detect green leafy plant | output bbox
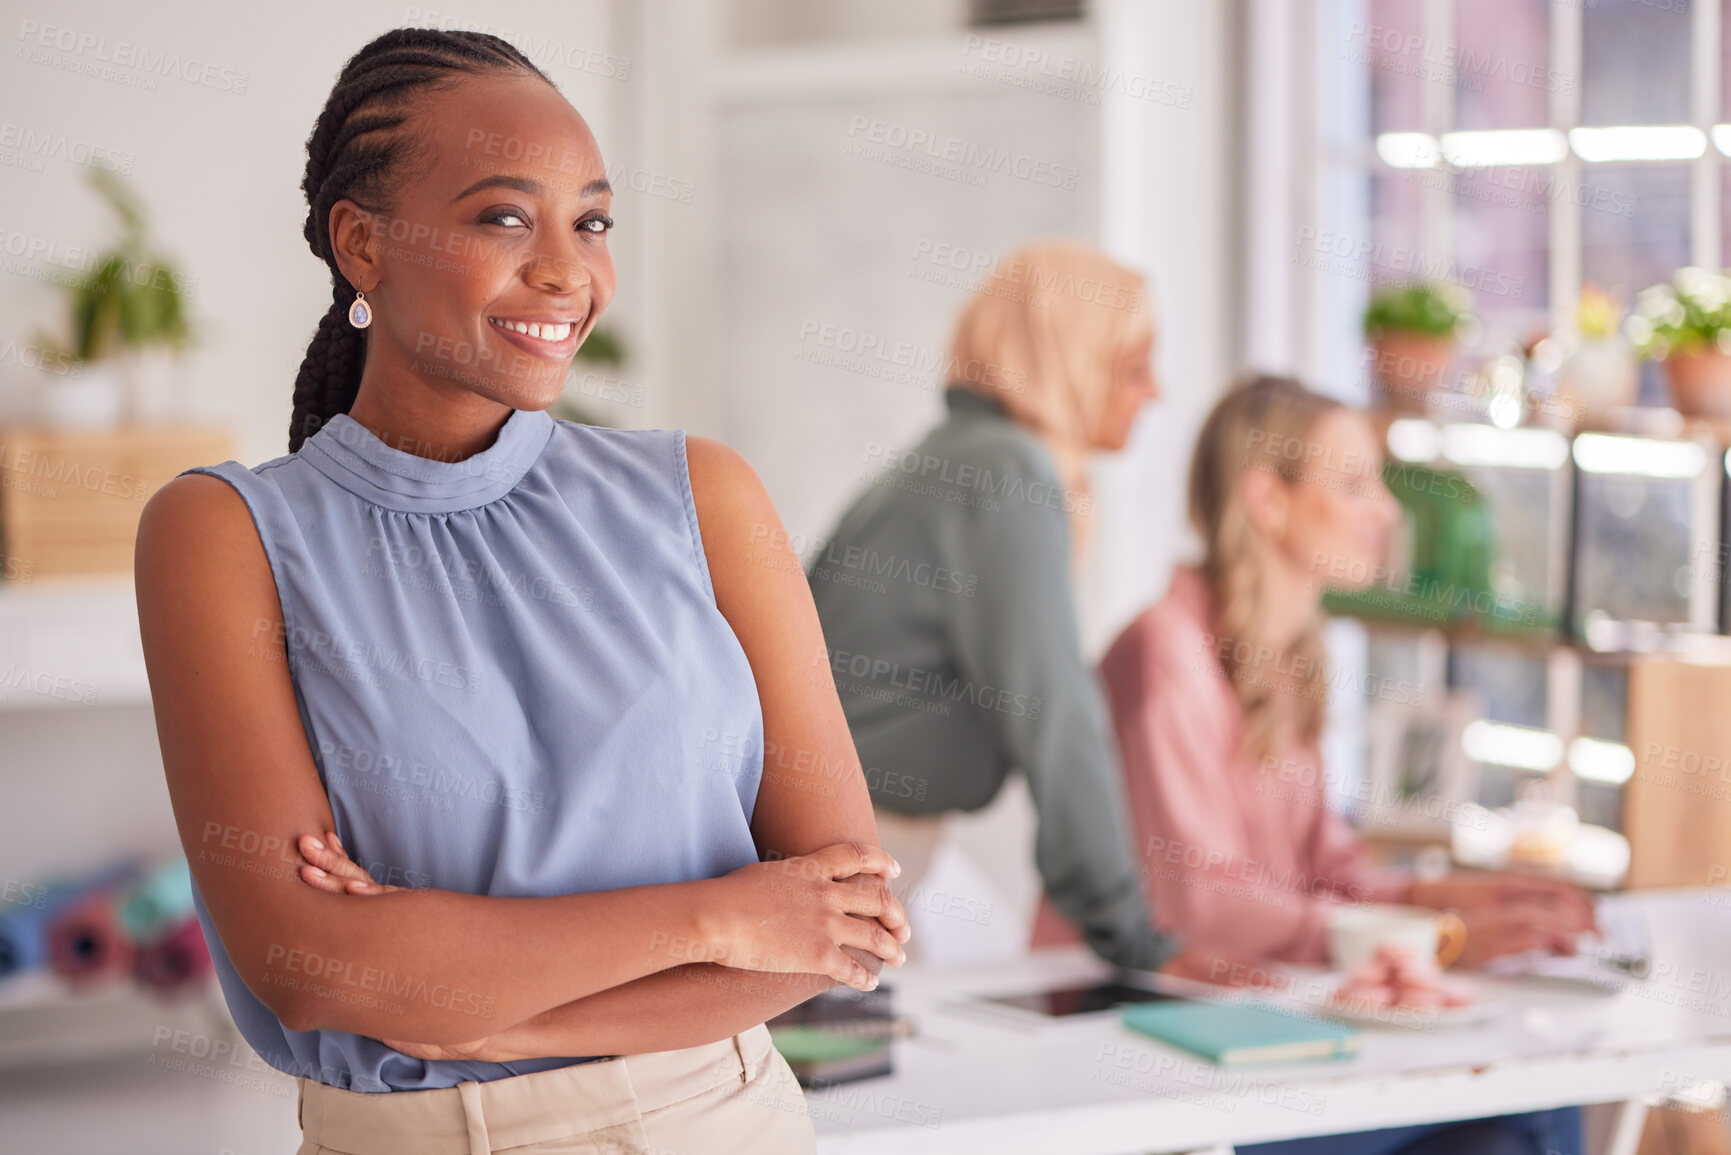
[42,168,192,364]
[575,324,625,367]
[551,324,629,427]
[1627,267,1731,360]
[1363,281,1475,340]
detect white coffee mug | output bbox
[1327,903,1466,971]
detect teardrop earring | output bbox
[348,290,373,330]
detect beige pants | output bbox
[294,1023,815,1155]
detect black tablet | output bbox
[981,981,1182,1017]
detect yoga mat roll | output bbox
[118,858,194,942]
[133,916,213,997]
[0,896,58,978]
[47,881,139,985]
[0,861,141,980]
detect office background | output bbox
[1,1,1724,1151]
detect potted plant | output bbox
[1554,284,1637,428]
[1628,267,1731,418]
[549,324,629,427]
[37,169,192,428]
[1362,281,1474,413]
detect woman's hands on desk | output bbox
[1409,870,1597,966]
[1410,870,1594,925]
[1446,904,1585,969]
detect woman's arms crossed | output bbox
[372,436,908,1059]
[136,466,901,1047]
[287,436,911,1058]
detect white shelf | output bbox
[713,24,1097,102]
[0,970,231,1070]
[0,576,150,712]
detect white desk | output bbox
[810,889,1731,1154]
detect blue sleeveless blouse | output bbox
[181,407,765,1092]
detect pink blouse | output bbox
[1030,566,1411,963]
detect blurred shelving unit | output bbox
[0,575,238,1071]
[0,425,237,1068]
[1332,409,1731,894]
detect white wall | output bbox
[0,0,625,466]
[732,0,969,48]
[711,59,1102,547]
[1081,0,1236,655]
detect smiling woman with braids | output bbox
[134,28,906,1154]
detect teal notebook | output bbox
[1122,1001,1361,1067]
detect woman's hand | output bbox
[700,842,910,992]
[1451,902,1584,968]
[294,831,403,895]
[1410,870,1597,935]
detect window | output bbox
[1308,0,1716,404]
[1289,0,1706,828]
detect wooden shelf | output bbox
[0,424,232,580]
[1341,610,1731,663]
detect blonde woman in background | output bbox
[809,241,1238,982]
[1035,375,1592,1155]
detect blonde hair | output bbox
[1188,375,1346,761]
[947,240,1152,552]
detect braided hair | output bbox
[289,29,551,452]
[1187,375,1346,761]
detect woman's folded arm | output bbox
[137,473,893,1045]
[137,475,745,1041]
[438,966,839,1062]
[344,438,908,1059]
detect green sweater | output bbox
[808,387,1180,972]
